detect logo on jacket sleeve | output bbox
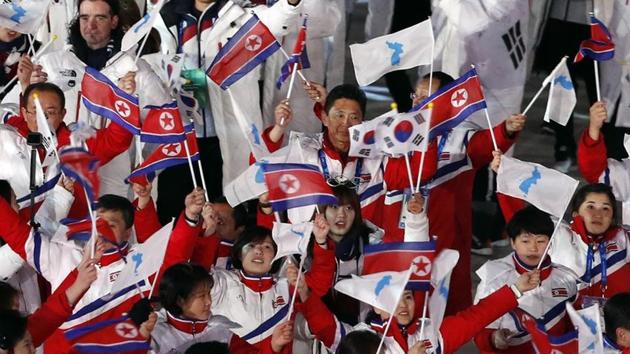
[551,288,568,297]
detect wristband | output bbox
[510,284,522,299]
[184,214,199,225]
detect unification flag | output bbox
[565,303,604,354]
[110,220,174,294]
[377,108,430,156]
[334,269,412,314]
[61,217,116,243]
[64,316,150,353]
[348,111,390,159]
[0,0,51,34]
[350,18,433,87]
[523,314,579,354]
[33,94,58,167]
[543,57,577,126]
[262,163,337,212]
[81,66,141,135]
[121,0,164,52]
[207,14,281,89]
[140,102,186,144]
[59,146,100,205]
[276,17,311,89]
[416,68,487,140]
[574,16,615,63]
[497,156,579,219]
[271,221,314,262]
[127,124,199,182]
[363,241,436,291]
[428,249,459,332]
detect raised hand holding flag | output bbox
[276,17,310,90]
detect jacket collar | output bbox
[570,215,620,245]
[321,132,355,167]
[512,252,552,281]
[166,311,208,334]
[369,317,419,352]
[100,242,129,267]
[239,270,274,292]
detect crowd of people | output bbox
[0,0,630,353]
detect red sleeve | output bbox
[440,285,518,354]
[257,209,274,229]
[132,198,162,243]
[474,328,504,352]
[27,280,74,347]
[305,240,336,297]
[190,233,221,271]
[468,122,517,169]
[300,293,339,348]
[0,197,31,259]
[248,126,285,165]
[383,140,438,190]
[497,193,526,224]
[577,130,608,183]
[85,120,133,165]
[229,335,290,354]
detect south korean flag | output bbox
[378,108,430,156]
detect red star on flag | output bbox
[116,102,129,116]
[164,144,180,155]
[282,176,297,191]
[161,115,174,129]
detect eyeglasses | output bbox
[326,175,361,190]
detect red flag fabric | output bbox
[140,101,186,144]
[363,241,436,290]
[522,313,579,354]
[64,316,150,353]
[59,146,100,205]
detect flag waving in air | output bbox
[377,108,430,155]
[262,163,337,212]
[542,57,576,126]
[121,0,164,52]
[276,17,311,89]
[522,314,579,354]
[33,93,58,167]
[416,68,487,140]
[363,241,436,291]
[207,14,281,89]
[64,316,150,353]
[0,0,51,34]
[348,111,390,159]
[565,303,604,353]
[334,269,412,314]
[81,66,141,135]
[59,146,100,205]
[271,221,314,262]
[574,16,615,63]
[61,217,116,243]
[140,102,186,144]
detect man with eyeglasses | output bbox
[4,82,133,219]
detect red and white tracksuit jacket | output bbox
[301,283,520,354]
[473,253,578,353]
[380,122,516,314]
[191,234,234,271]
[0,195,202,353]
[150,309,234,354]
[7,113,133,219]
[548,216,630,299]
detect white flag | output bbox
[227,89,269,161]
[350,18,434,87]
[121,0,165,52]
[428,249,459,332]
[565,303,604,354]
[162,53,185,92]
[334,269,412,314]
[271,221,314,262]
[497,156,579,218]
[33,94,58,167]
[543,57,577,126]
[0,0,51,35]
[0,125,43,203]
[348,111,391,159]
[110,220,174,294]
[377,108,430,156]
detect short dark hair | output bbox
[571,183,617,223]
[231,226,280,272]
[0,282,18,311]
[0,180,12,205]
[159,263,214,317]
[422,71,455,90]
[604,292,630,343]
[185,341,229,354]
[213,196,249,229]
[324,84,367,117]
[22,82,66,109]
[506,206,553,240]
[337,330,382,354]
[69,0,123,62]
[0,310,28,350]
[97,194,134,229]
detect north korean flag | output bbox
[574,16,615,63]
[523,314,579,354]
[61,216,117,243]
[415,68,487,140]
[126,124,199,182]
[140,101,186,144]
[59,146,100,205]
[276,17,311,89]
[207,14,281,89]
[262,163,337,212]
[81,66,141,135]
[64,316,150,353]
[362,241,436,290]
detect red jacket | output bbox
[28,271,76,347]
[7,114,133,218]
[576,130,608,183]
